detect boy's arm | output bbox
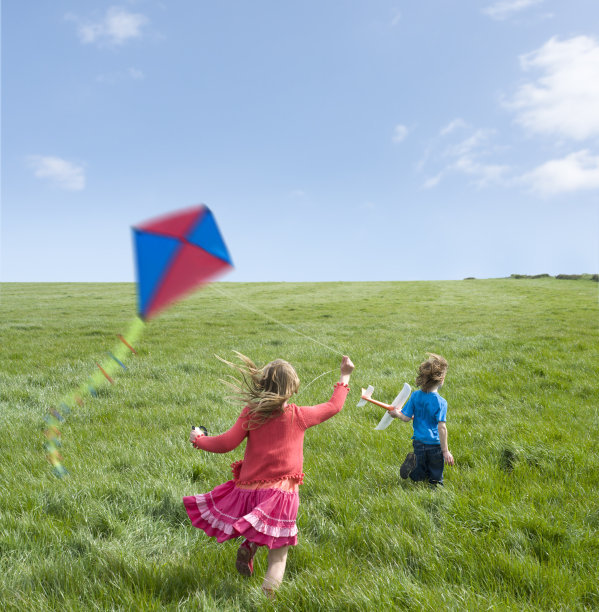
[390,394,413,421]
[438,422,454,465]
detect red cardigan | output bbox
[193,383,350,484]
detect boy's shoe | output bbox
[236,541,257,577]
[400,452,416,479]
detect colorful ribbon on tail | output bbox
[43,316,145,477]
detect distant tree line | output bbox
[510,273,598,281]
[464,274,598,281]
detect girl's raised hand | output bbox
[340,355,354,375]
[339,356,354,384]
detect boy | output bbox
[390,353,454,485]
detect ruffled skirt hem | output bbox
[183,480,299,549]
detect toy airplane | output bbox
[357,383,412,430]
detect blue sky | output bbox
[2,0,598,282]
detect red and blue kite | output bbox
[133,205,233,319]
[46,204,232,477]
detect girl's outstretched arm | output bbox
[298,356,354,429]
[189,413,248,453]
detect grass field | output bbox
[1,278,598,611]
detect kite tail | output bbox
[43,316,146,478]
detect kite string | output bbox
[296,369,336,396]
[209,285,345,357]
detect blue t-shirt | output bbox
[401,389,447,445]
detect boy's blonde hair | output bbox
[218,352,300,429]
[415,353,448,393]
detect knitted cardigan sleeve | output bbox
[193,411,249,453]
[297,383,350,430]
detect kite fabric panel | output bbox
[132,205,233,319]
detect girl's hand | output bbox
[190,429,204,445]
[340,355,354,375]
[443,450,455,466]
[339,355,354,385]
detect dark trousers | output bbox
[409,440,444,485]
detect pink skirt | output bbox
[183,479,299,549]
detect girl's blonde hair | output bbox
[218,352,300,429]
[415,353,448,393]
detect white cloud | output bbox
[415,148,431,173]
[29,156,86,191]
[451,156,509,187]
[440,118,467,136]
[96,73,116,85]
[392,124,408,143]
[422,127,510,188]
[509,36,599,141]
[96,67,145,84]
[446,128,495,158]
[390,10,401,27]
[483,0,544,21]
[523,150,599,195]
[128,67,145,80]
[423,173,443,189]
[68,6,148,46]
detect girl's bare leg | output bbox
[262,545,289,593]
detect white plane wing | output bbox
[374,383,411,430]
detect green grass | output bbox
[1,279,598,611]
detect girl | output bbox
[184,353,354,596]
